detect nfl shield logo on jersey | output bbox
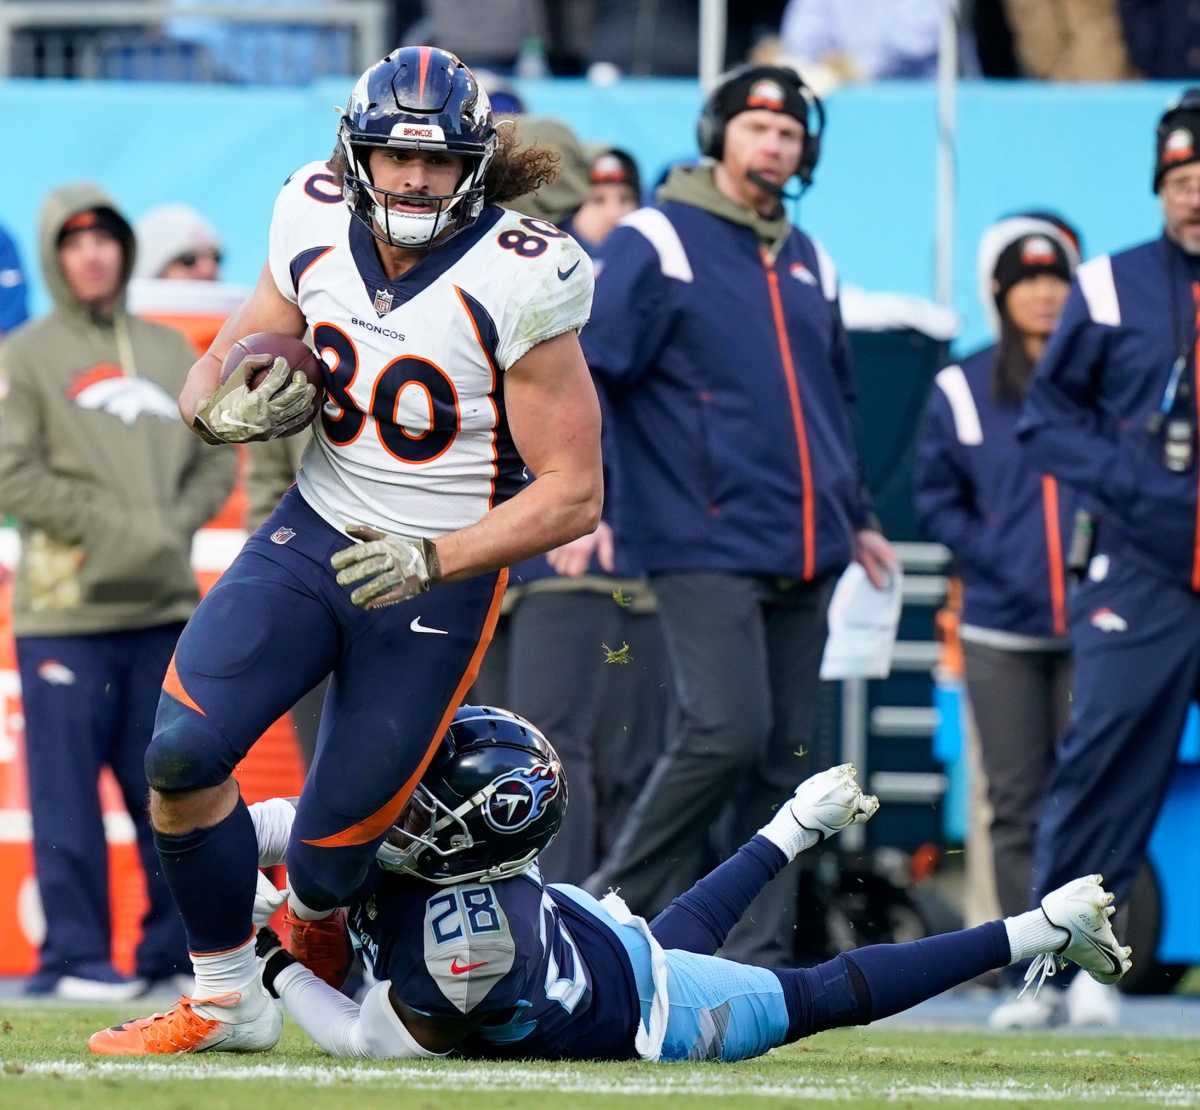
[270,527,296,546]
[482,763,561,834]
[373,287,395,317]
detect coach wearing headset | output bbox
[581,65,895,965]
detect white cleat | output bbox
[760,763,880,860]
[1021,874,1132,999]
[789,763,880,842]
[988,988,1065,1030]
[1066,971,1121,1028]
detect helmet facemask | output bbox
[376,778,542,885]
[339,131,493,251]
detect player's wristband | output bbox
[260,946,298,999]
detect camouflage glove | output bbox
[194,354,315,445]
[330,525,442,610]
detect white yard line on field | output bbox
[4,1060,1199,1105]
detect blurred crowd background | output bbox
[0,0,1197,1021]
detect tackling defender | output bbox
[89,48,602,1055]
[151,707,1132,1063]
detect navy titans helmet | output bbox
[338,46,497,249]
[377,706,567,885]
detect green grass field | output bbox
[1,1007,1199,1109]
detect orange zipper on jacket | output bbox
[1192,283,1200,592]
[762,248,816,580]
[1040,475,1067,636]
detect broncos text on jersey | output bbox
[267,161,594,539]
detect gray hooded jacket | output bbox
[0,182,235,636]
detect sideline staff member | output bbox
[583,65,895,965]
[1016,89,1200,1020]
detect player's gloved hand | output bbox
[252,870,288,929]
[759,763,880,861]
[194,354,316,444]
[330,525,442,609]
[254,924,298,1000]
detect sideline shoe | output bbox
[988,988,1066,1029]
[1021,874,1132,999]
[1066,970,1121,1028]
[284,905,353,988]
[87,981,282,1056]
[56,975,147,1003]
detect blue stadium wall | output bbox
[0,77,1187,351]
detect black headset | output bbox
[696,64,826,187]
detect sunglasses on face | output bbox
[172,248,224,268]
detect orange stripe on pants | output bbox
[302,568,509,848]
[162,652,206,717]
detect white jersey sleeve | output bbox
[267,160,345,305]
[274,964,446,1060]
[493,215,594,371]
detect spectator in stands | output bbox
[1120,0,1200,79]
[1004,0,1137,80]
[1012,90,1200,1027]
[582,66,895,965]
[0,184,235,1000]
[166,0,352,85]
[779,0,942,86]
[0,224,29,337]
[914,215,1081,1016]
[133,204,223,282]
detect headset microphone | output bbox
[746,170,803,201]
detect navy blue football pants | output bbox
[1032,547,1200,919]
[146,488,505,930]
[18,624,189,988]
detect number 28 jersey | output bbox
[267,161,594,538]
[348,865,640,1060]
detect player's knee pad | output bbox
[285,838,376,914]
[144,698,240,793]
[809,954,872,1030]
[779,953,873,1042]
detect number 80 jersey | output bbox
[267,161,594,538]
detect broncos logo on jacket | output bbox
[67,364,178,426]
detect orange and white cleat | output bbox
[87,985,281,1056]
[284,905,353,988]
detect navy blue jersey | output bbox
[347,864,639,1060]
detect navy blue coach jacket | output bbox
[581,174,874,582]
[916,345,1077,639]
[1017,236,1200,591]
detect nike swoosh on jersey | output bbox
[557,259,580,281]
[410,616,448,635]
[449,958,488,975]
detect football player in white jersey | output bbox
[89,47,603,1057]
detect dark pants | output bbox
[587,571,834,966]
[18,623,189,987]
[1032,551,1200,913]
[963,640,1071,920]
[149,488,504,915]
[506,591,672,883]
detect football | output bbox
[220,331,326,433]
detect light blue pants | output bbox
[553,885,791,1062]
